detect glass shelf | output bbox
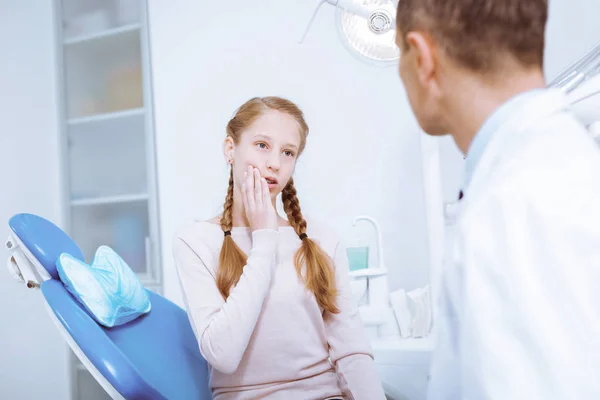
[67,107,144,126]
[71,193,149,207]
[64,23,141,46]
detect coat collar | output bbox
[465,88,570,200]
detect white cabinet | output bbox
[372,336,435,400]
[53,1,161,398]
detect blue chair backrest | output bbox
[9,213,212,400]
[9,213,84,279]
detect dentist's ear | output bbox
[406,31,441,96]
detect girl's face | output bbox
[224,109,302,200]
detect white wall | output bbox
[0,2,69,399]
[148,0,431,306]
[148,0,600,308]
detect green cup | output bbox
[346,246,369,271]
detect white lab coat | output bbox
[428,89,600,400]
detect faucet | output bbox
[352,215,386,272]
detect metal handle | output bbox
[6,256,25,284]
[297,0,374,43]
[6,235,42,289]
[549,40,600,93]
[298,0,327,43]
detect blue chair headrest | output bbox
[9,213,84,280]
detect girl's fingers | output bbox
[241,181,250,214]
[254,168,263,207]
[246,170,256,211]
[261,177,270,204]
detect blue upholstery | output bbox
[42,280,211,399]
[9,213,212,400]
[9,213,84,279]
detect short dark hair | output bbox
[396,0,548,72]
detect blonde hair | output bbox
[217,97,339,314]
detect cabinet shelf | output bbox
[64,24,140,46]
[71,193,148,207]
[67,108,144,126]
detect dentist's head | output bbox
[395,0,548,153]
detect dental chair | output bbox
[5,213,212,400]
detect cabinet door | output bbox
[58,0,158,285]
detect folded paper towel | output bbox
[390,285,432,338]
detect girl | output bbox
[173,97,385,399]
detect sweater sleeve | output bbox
[325,240,386,400]
[172,229,279,374]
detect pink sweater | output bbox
[172,219,385,400]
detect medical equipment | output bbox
[5,213,211,400]
[347,216,399,341]
[549,41,600,93]
[549,40,600,137]
[298,0,400,66]
[349,216,388,315]
[349,215,387,279]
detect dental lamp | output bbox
[298,0,400,66]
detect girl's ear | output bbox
[224,137,235,164]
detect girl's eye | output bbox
[257,142,267,149]
[284,150,295,157]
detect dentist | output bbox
[394,0,600,398]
